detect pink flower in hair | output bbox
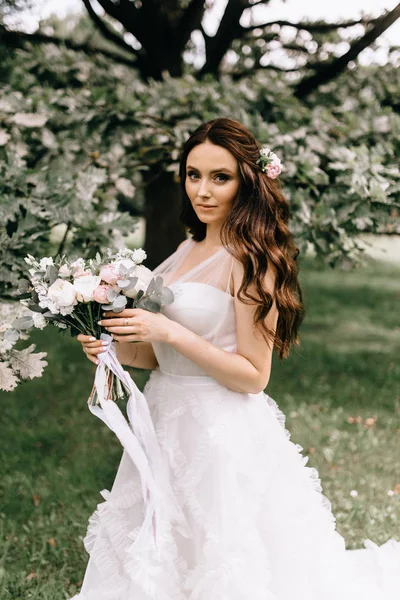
[257,146,282,179]
[266,162,282,179]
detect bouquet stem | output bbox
[88,366,131,406]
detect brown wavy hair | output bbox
[178,117,304,361]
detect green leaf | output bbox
[137,297,161,312]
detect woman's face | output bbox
[185,140,240,226]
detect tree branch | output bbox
[232,63,301,79]
[200,0,249,76]
[295,3,400,99]
[82,0,138,56]
[242,17,372,33]
[177,0,207,50]
[0,24,139,68]
[95,0,140,39]
[281,43,312,54]
[199,22,210,41]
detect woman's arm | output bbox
[116,341,158,370]
[166,259,279,394]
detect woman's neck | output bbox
[200,224,223,248]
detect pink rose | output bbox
[99,264,120,285]
[266,163,282,179]
[73,268,92,278]
[93,284,112,304]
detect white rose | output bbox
[115,258,136,272]
[58,264,71,277]
[39,257,54,270]
[47,279,77,308]
[73,275,101,302]
[71,258,85,270]
[31,313,47,330]
[123,265,154,299]
[131,248,147,264]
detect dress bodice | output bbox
[150,240,237,376]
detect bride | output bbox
[74,118,399,599]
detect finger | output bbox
[83,340,108,349]
[99,316,139,326]
[85,346,109,356]
[104,326,139,334]
[102,308,143,318]
[112,334,141,342]
[77,334,97,342]
[98,318,131,327]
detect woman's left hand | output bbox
[99,308,174,344]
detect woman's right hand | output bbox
[77,334,109,365]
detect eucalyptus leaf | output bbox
[113,295,127,308]
[123,279,138,291]
[18,279,31,293]
[101,304,115,311]
[161,287,175,305]
[28,303,47,313]
[137,297,161,312]
[117,279,131,288]
[155,276,163,292]
[106,289,119,301]
[129,276,138,287]
[110,305,125,313]
[12,316,34,330]
[146,278,156,296]
[5,328,19,343]
[46,264,58,285]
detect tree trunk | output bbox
[143,170,186,269]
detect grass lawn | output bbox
[0,256,399,599]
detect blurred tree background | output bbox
[0,2,399,597]
[0,0,399,278]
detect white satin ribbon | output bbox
[88,333,191,554]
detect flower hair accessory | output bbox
[256,147,282,179]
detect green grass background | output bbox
[1,256,399,599]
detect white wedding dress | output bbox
[71,238,400,600]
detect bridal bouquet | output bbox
[11,247,174,406]
[10,247,186,549]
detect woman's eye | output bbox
[187,171,199,179]
[215,174,230,182]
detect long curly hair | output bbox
[178,117,304,361]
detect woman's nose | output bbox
[198,178,211,197]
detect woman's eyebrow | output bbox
[186,165,235,175]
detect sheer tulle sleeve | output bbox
[152,237,235,297]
